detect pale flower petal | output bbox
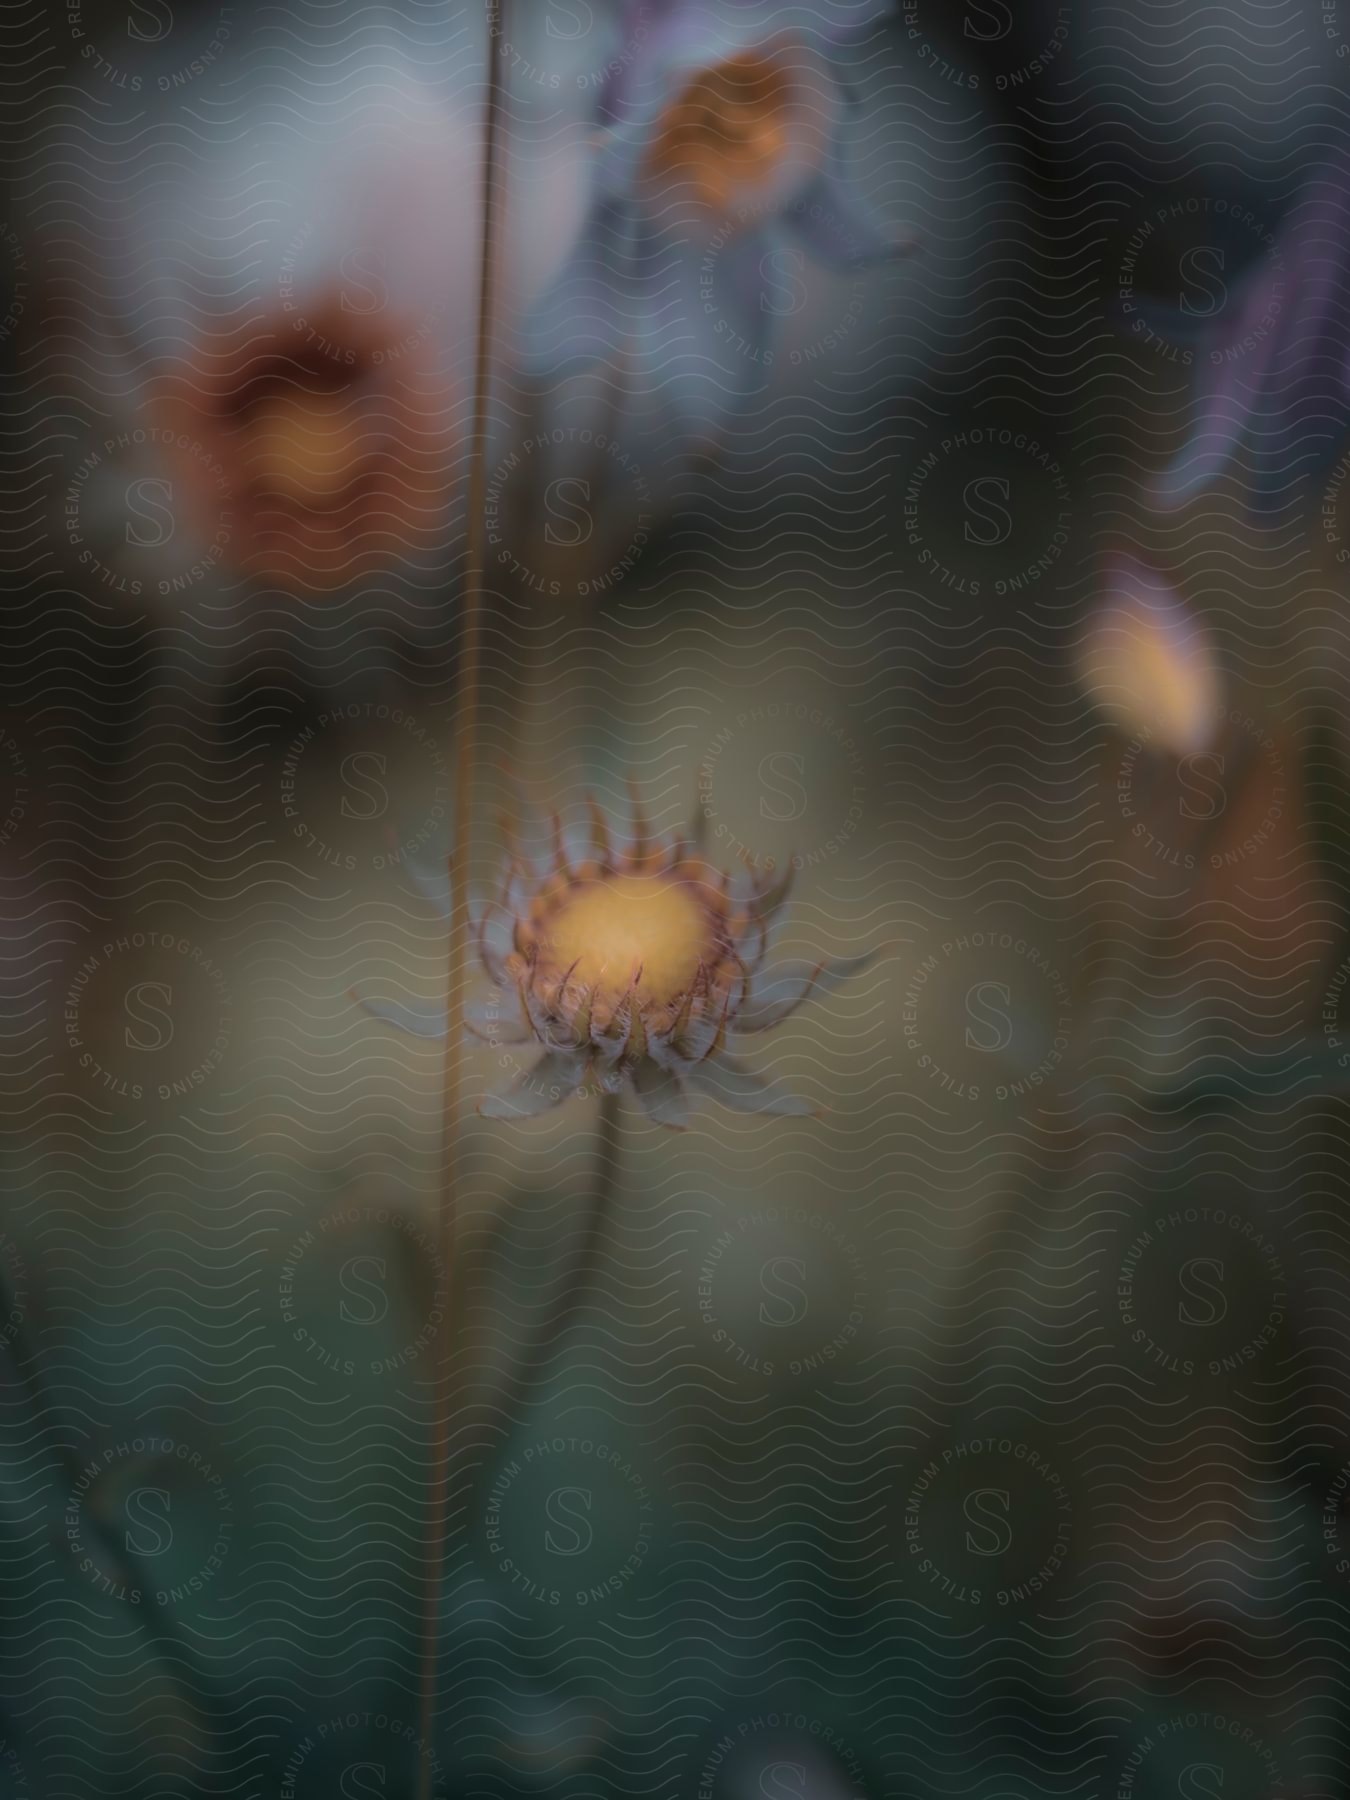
[353,991,448,1039]
[632,1061,692,1130]
[371,791,873,1127]
[402,853,452,920]
[466,992,533,1045]
[479,1053,587,1120]
[732,951,876,1034]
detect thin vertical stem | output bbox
[417,5,510,1794]
[492,1089,624,1436]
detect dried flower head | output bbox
[358,792,873,1129]
[638,41,835,218]
[525,0,910,383]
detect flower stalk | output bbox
[496,1088,625,1433]
[416,3,510,1794]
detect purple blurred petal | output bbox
[1151,258,1295,508]
[1154,159,1350,510]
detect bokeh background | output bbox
[2,1,1350,1795]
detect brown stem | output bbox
[416,5,510,1795]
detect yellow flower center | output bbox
[644,55,793,210]
[538,871,714,1009]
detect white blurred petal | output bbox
[632,1060,691,1130]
